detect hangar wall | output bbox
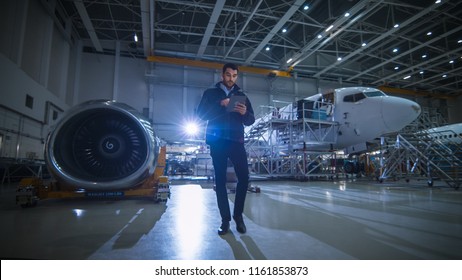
[449,98,462,121]
[0,0,70,160]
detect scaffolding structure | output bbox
[245,100,344,180]
[378,108,461,189]
[401,106,448,133]
[245,99,461,188]
[379,132,461,189]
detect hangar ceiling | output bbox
[48,0,462,97]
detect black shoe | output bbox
[218,222,230,235]
[233,216,247,234]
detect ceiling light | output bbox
[392,48,398,53]
[435,0,441,4]
[317,34,322,39]
[394,24,399,28]
[337,57,342,61]
[419,71,424,74]
[287,58,293,63]
[304,5,309,10]
[394,66,399,70]
[449,60,454,64]
[442,74,447,78]
[422,54,427,58]
[326,25,334,32]
[458,40,462,44]
[265,46,270,51]
[344,12,350,17]
[361,42,367,47]
[134,33,138,42]
[427,31,432,36]
[403,75,411,80]
[282,28,287,33]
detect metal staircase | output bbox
[379,130,462,189]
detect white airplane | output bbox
[245,87,422,154]
[423,123,462,144]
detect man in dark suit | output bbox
[197,63,255,235]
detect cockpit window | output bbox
[364,91,386,97]
[343,93,366,102]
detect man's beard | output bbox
[224,81,234,88]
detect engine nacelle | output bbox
[45,100,159,190]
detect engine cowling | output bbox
[45,100,159,190]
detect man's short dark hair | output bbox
[222,63,239,73]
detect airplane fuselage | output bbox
[424,123,462,144]
[246,87,422,153]
[331,87,421,149]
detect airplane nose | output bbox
[381,96,421,132]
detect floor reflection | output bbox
[173,185,206,259]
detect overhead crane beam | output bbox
[147,55,292,78]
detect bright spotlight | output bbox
[184,121,199,136]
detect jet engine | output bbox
[45,100,159,190]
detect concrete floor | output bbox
[0,178,461,260]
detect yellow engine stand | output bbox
[16,146,169,207]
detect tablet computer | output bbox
[226,95,247,112]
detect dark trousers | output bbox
[209,140,249,223]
